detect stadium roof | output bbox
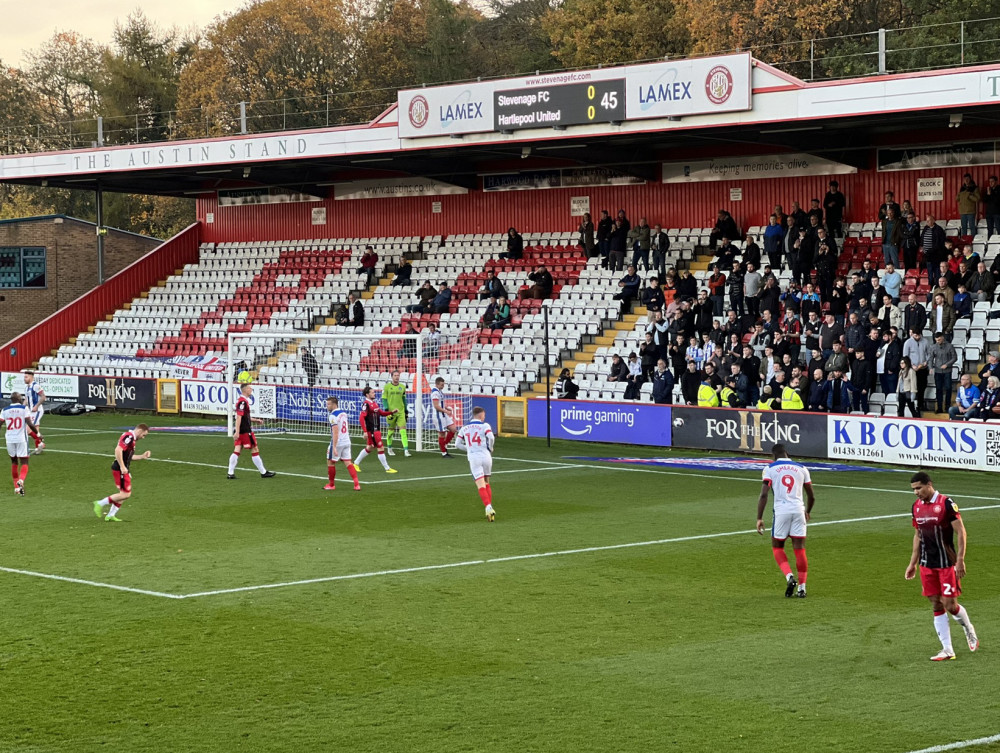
[0,60,998,197]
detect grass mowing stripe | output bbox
[905,734,1000,753]
[172,504,1000,599]
[0,565,181,599]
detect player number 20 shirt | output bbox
[761,460,811,514]
[2,404,29,442]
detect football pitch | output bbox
[2,413,999,753]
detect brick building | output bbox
[0,215,160,343]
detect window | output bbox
[0,247,46,288]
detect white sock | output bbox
[786,573,794,582]
[934,613,953,651]
[95,497,110,508]
[355,449,369,466]
[107,504,120,518]
[251,454,266,473]
[228,453,239,474]
[950,605,971,628]
[377,451,390,470]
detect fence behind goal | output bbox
[227,331,478,451]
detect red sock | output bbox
[19,465,28,482]
[438,435,447,453]
[10,463,18,483]
[347,463,359,483]
[32,432,41,448]
[794,549,808,584]
[485,484,492,504]
[477,486,490,506]
[772,548,793,577]
[327,466,336,483]
[445,430,456,445]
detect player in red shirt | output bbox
[905,471,979,660]
[227,383,277,479]
[92,424,150,522]
[353,386,398,474]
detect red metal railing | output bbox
[0,222,202,371]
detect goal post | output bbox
[226,331,476,451]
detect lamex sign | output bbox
[526,399,671,446]
[398,53,751,139]
[181,380,277,419]
[827,415,1000,472]
[671,406,829,457]
[1,371,79,399]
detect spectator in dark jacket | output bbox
[641,277,665,312]
[525,265,554,299]
[596,210,614,265]
[479,271,508,300]
[824,180,846,237]
[613,265,642,314]
[979,352,1000,391]
[391,259,413,286]
[406,280,437,313]
[709,209,739,250]
[607,354,629,382]
[301,347,319,387]
[692,290,714,335]
[922,216,948,286]
[763,215,785,270]
[555,368,579,400]
[807,369,828,411]
[651,360,674,404]
[431,283,453,314]
[850,350,873,412]
[968,376,1000,420]
[680,361,701,405]
[341,293,365,327]
[639,333,659,379]
[608,219,629,272]
[500,227,524,260]
[823,369,858,413]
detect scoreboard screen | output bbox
[494,79,626,131]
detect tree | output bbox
[480,0,563,76]
[544,0,690,69]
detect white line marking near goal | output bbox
[172,504,1000,599]
[905,733,1000,753]
[0,566,181,599]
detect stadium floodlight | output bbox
[227,331,475,452]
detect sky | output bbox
[1,0,244,66]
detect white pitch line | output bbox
[172,504,1000,599]
[905,733,1000,753]
[0,566,181,599]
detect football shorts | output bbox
[30,407,43,425]
[469,455,493,481]
[386,411,407,429]
[433,410,455,432]
[920,565,961,598]
[363,430,383,449]
[6,440,28,458]
[234,432,257,449]
[327,442,352,461]
[772,511,807,540]
[112,469,132,493]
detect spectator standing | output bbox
[608,219,628,272]
[902,294,927,338]
[641,277,665,312]
[596,210,614,265]
[897,357,921,418]
[819,313,845,358]
[743,262,763,318]
[903,330,931,411]
[763,214,784,270]
[639,333,659,380]
[707,265,727,316]
[851,350,873,412]
[957,174,980,237]
[878,294,903,332]
[647,311,671,361]
[628,217,652,272]
[824,369,857,414]
[651,359,674,404]
[676,270,698,300]
[878,191,902,222]
[728,261,745,317]
[929,293,957,339]
[824,341,849,374]
[879,328,903,394]
[948,374,980,420]
[882,263,903,304]
[759,276,781,319]
[922,215,948,286]
[928,333,958,413]
[423,322,442,357]
[709,209,739,251]
[692,290,714,336]
[578,212,595,257]
[525,265,554,300]
[881,206,904,269]
[651,225,671,278]
[978,352,1000,391]
[500,227,524,260]
[301,347,319,387]
[743,236,762,271]
[901,212,921,271]
[790,201,808,228]
[984,175,1000,238]
[680,361,701,405]
[824,181,846,237]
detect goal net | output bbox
[226,331,477,452]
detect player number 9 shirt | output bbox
[912,492,960,570]
[761,460,811,513]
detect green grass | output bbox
[1,412,998,753]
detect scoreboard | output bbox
[494,79,626,131]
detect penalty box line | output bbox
[905,733,1000,753]
[7,505,997,601]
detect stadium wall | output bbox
[195,161,997,243]
[0,216,160,344]
[0,223,202,371]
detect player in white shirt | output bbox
[756,444,816,598]
[2,392,38,495]
[454,406,496,521]
[24,370,46,454]
[324,396,360,492]
[431,377,458,457]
